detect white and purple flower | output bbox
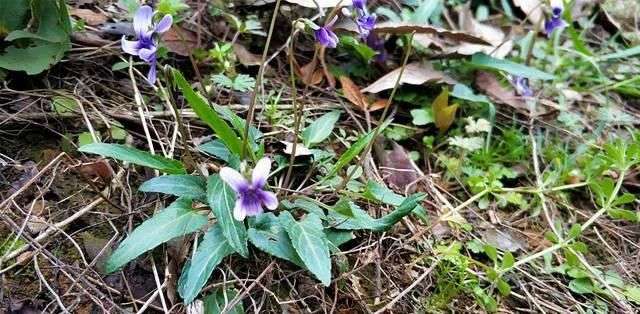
[314,16,339,48]
[512,76,533,97]
[352,0,376,39]
[544,0,567,37]
[121,5,173,84]
[219,157,278,221]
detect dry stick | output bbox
[34,255,70,313]
[373,258,440,313]
[128,57,157,156]
[282,30,302,192]
[241,0,283,160]
[337,32,416,191]
[222,261,276,313]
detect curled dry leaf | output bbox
[447,3,512,58]
[338,76,388,112]
[432,88,458,133]
[233,43,261,66]
[161,26,198,56]
[70,8,108,26]
[280,141,313,156]
[361,62,457,94]
[380,142,418,194]
[373,21,491,45]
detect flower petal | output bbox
[252,157,271,188]
[138,46,157,63]
[233,200,247,221]
[133,5,154,37]
[220,167,249,192]
[121,37,140,55]
[155,14,173,33]
[259,190,278,210]
[146,60,157,85]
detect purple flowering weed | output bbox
[544,0,567,37]
[314,16,339,48]
[121,5,172,84]
[219,157,278,221]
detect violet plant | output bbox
[544,0,567,37]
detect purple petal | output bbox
[544,17,567,36]
[220,167,249,192]
[259,190,278,210]
[252,157,271,188]
[121,37,140,55]
[146,60,157,85]
[155,14,173,33]
[133,5,154,37]
[233,201,247,221]
[352,0,366,12]
[240,195,263,217]
[138,47,157,63]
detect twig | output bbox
[373,258,439,313]
[222,261,275,313]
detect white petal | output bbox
[260,191,278,210]
[133,5,153,36]
[155,15,173,33]
[233,201,246,221]
[252,157,271,188]
[121,37,140,55]
[220,167,248,192]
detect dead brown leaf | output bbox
[381,142,418,194]
[280,141,313,156]
[233,43,262,66]
[446,3,512,58]
[339,76,368,110]
[70,8,108,26]
[475,71,547,116]
[369,99,388,111]
[361,62,457,94]
[480,228,527,252]
[161,26,198,56]
[373,21,491,45]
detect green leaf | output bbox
[106,198,207,273]
[568,277,594,294]
[328,193,424,231]
[339,36,377,61]
[178,225,235,304]
[470,53,555,80]
[78,132,97,147]
[375,193,425,228]
[212,73,255,92]
[157,0,190,16]
[208,175,249,257]
[325,229,354,252]
[302,111,340,147]
[410,108,434,126]
[501,251,515,269]
[199,140,241,169]
[51,96,77,114]
[567,224,582,239]
[289,198,326,218]
[0,42,69,75]
[332,198,355,217]
[247,213,304,267]
[172,70,243,156]
[497,278,511,296]
[79,143,186,174]
[600,45,640,61]
[484,244,498,262]
[280,212,332,286]
[140,175,207,201]
[203,288,245,314]
[624,286,640,304]
[363,181,404,206]
[0,0,29,35]
[326,120,390,179]
[450,84,492,104]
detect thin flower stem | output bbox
[337,32,415,191]
[241,0,283,160]
[283,30,301,193]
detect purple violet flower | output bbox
[356,14,377,38]
[314,16,339,48]
[512,76,533,97]
[121,5,173,84]
[366,32,386,62]
[544,0,567,37]
[352,0,366,12]
[219,157,278,221]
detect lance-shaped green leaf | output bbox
[178,225,235,304]
[302,111,341,147]
[139,175,207,201]
[280,212,332,286]
[470,53,554,80]
[208,175,249,257]
[172,70,243,156]
[106,198,207,273]
[79,143,186,174]
[329,193,425,231]
[247,213,304,267]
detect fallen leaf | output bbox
[373,21,491,45]
[339,76,368,110]
[361,62,457,94]
[381,142,418,194]
[70,8,108,26]
[71,32,112,46]
[161,26,198,56]
[446,3,512,58]
[280,141,313,156]
[474,71,547,116]
[81,232,112,274]
[369,99,388,111]
[233,43,262,66]
[480,228,527,252]
[432,88,458,133]
[602,0,640,44]
[512,0,544,25]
